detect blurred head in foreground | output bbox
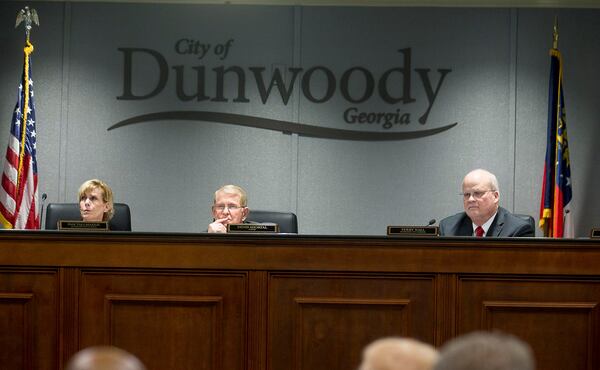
[359,337,439,370]
[434,331,535,370]
[65,346,146,370]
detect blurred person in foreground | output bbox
[358,337,439,370]
[65,346,146,370]
[433,331,535,370]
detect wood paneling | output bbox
[78,270,247,370]
[0,292,34,370]
[2,232,600,370]
[0,268,59,370]
[457,276,600,370]
[268,273,436,370]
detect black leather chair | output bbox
[514,213,536,231]
[45,203,132,231]
[247,210,298,234]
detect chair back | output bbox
[247,210,298,234]
[514,213,535,231]
[45,203,132,231]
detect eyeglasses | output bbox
[212,204,245,212]
[460,190,495,200]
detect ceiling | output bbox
[26,0,600,8]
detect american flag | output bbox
[0,41,40,229]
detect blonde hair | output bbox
[214,184,247,206]
[78,179,114,221]
[360,337,439,370]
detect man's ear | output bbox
[493,191,500,204]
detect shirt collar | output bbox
[472,211,497,237]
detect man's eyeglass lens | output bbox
[461,191,492,200]
[214,205,243,211]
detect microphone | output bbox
[39,193,47,229]
[427,219,436,226]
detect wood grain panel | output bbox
[106,294,223,369]
[268,273,436,370]
[248,271,268,370]
[0,292,33,370]
[292,297,409,370]
[59,267,80,368]
[435,273,457,346]
[457,276,600,370]
[3,233,600,370]
[0,269,59,370]
[79,270,247,370]
[5,232,600,276]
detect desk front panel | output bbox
[1,232,600,370]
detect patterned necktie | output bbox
[475,226,484,237]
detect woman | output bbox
[78,179,114,222]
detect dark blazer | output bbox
[439,206,534,237]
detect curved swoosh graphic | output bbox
[108,111,458,141]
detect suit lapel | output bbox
[487,208,505,237]
[458,214,474,236]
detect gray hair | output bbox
[434,331,534,370]
[463,169,500,193]
[214,184,247,206]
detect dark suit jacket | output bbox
[439,206,534,237]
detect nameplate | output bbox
[58,220,109,231]
[227,223,279,233]
[591,228,600,238]
[387,226,439,237]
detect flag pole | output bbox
[15,6,39,42]
[539,15,574,238]
[552,16,559,50]
[14,7,39,191]
[540,17,561,237]
[550,17,561,237]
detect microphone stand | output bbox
[38,193,47,229]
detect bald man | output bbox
[358,337,439,370]
[439,169,534,237]
[65,346,146,370]
[434,331,535,370]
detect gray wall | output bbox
[1,2,598,235]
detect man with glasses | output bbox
[208,184,250,233]
[439,169,534,237]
